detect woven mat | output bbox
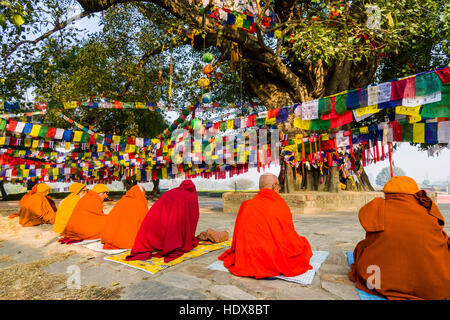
[207,250,329,285]
[104,240,232,274]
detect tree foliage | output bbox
[375,166,407,187]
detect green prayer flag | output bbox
[219,121,227,132]
[421,83,450,117]
[309,119,330,131]
[401,124,414,142]
[318,97,332,115]
[335,93,348,115]
[80,131,89,143]
[415,72,441,96]
[0,119,6,131]
[38,126,49,138]
[122,102,134,109]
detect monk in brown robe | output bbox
[349,176,450,300]
[101,184,148,249]
[18,183,56,227]
[61,184,109,241]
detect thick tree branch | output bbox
[5,11,91,59]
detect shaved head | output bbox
[259,173,280,193]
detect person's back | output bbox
[126,180,199,262]
[219,173,313,279]
[53,183,87,234]
[101,185,148,249]
[349,176,450,300]
[18,183,55,227]
[61,185,109,240]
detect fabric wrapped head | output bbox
[36,183,50,193]
[382,176,420,194]
[69,182,86,194]
[91,183,109,194]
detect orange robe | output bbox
[349,190,450,300]
[61,190,107,240]
[8,185,38,219]
[101,185,148,249]
[18,192,56,227]
[219,188,313,278]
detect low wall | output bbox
[222,191,438,215]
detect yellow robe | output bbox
[53,193,81,234]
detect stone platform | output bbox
[222,191,438,214]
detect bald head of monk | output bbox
[259,173,280,193]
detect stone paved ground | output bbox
[0,196,448,300]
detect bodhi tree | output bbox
[1,0,449,193]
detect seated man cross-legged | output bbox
[219,173,313,279]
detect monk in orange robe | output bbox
[18,183,56,227]
[349,176,450,300]
[219,173,313,279]
[101,184,148,249]
[61,184,109,241]
[8,184,38,219]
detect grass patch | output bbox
[0,252,122,300]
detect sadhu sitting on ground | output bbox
[101,184,148,250]
[60,184,109,241]
[349,176,450,300]
[17,183,57,227]
[218,173,313,279]
[126,180,199,263]
[53,183,88,234]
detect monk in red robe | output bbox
[61,184,109,241]
[349,176,450,300]
[219,173,313,279]
[101,184,148,249]
[126,180,199,263]
[18,183,56,227]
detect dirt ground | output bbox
[0,196,448,300]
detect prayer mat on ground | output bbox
[207,250,329,285]
[104,240,232,274]
[346,251,387,300]
[82,240,128,255]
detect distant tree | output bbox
[376,166,407,187]
[229,178,254,191]
[422,179,431,186]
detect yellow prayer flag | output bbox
[73,131,83,142]
[23,169,29,177]
[135,102,145,109]
[32,140,39,149]
[321,133,330,141]
[274,30,282,38]
[227,119,234,130]
[409,114,422,123]
[265,117,276,125]
[30,125,41,137]
[65,142,71,150]
[0,137,5,145]
[97,144,103,152]
[53,168,59,176]
[112,135,121,144]
[235,15,244,28]
[294,117,311,130]
[125,144,136,153]
[413,123,425,143]
[360,127,369,134]
[162,167,168,179]
[355,105,380,117]
[396,106,421,116]
[63,102,77,109]
[25,139,31,147]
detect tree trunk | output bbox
[356,169,375,191]
[150,178,160,198]
[0,181,7,201]
[76,0,379,194]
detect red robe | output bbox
[126,180,199,263]
[219,188,313,279]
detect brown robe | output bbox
[349,188,450,300]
